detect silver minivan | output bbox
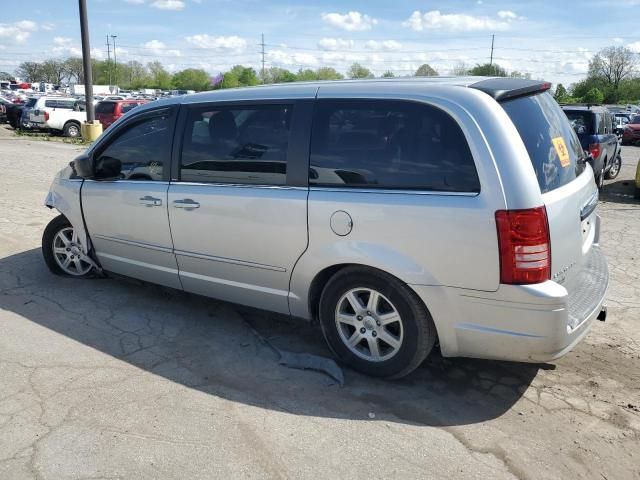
[42,77,608,378]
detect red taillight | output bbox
[44,111,49,121]
[495,207,551,285]
[589,143,601,159]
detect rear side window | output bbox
[502,92,585,193]
[309,100,479,192]
[45,99,75,109]
[95,102,116,114]
[179,104,292,185]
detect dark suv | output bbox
[562,105,621,187]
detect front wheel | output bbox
[319,267,437,378]
[42,215,93,277]
[605,154,622,180]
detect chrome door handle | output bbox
[139,195,162,207]
[173,198,200,210]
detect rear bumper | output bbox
[411,245,608,363]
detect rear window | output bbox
[44,99,75,109]
[632,115,640,124]
[121,103,142,114]
[502,92,586,194]
[25,98,37,108]
[563,110,593,135]
[95,102,115,114]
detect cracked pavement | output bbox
[0,126,638,479]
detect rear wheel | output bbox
[319,267,436,378]
[605,154,622,180]
[42,215,93,277]
[63,121,81,138]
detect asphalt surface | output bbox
[0,126,638,480]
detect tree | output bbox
[220,65,258,89]
[64,57,84,84]
[452,62,468,76]
[588,46,636,90]
[347,62,373,79]
[509,71,531,79]
[172,68,212,91]
[263,67,297,83]
[39,60,66,84]
[554,84,567,100]
[237,66,258,86]
[147,61,172,89]
[296,69,318,81]
[0,71,15,81]
[415,64,438,77]
[468,63,507,77]
[16,62,43,82]
[381,70,395,78]
[582,87,604,104]
[316,67,344,80]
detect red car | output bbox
[95,99,149,129]
[622,114,640,145]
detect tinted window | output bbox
[503,92,585,194]
[45,99,75,109]
[94,112,172,181]
[309,100,479,192]
[121,102,142,114]
[95,102,115,114]
[564,110,593,135]
[179,104,292,185]
[25,98,37,108]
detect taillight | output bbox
[589,143,601,159]
[44,111,49,121]
[495,207,551,284]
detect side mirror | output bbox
[71,152,93,178]
[94,156,122,180]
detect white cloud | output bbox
[497,10,517,20]
[364,40,402,51]
[52,37,81,57]
[318,38,354,51]
[0,20,39,44]
[150,0,185,10]
[124,0,145,3]
[403,10,513,32]
[41,23,54,31]
[627,41,640,53]
[53,37,72,46]
[613,37,624,44]
[184,34,246,53]
[268,49,319,67]
[321,11,377,31]
[142,39,181,56]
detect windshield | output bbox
[501,92,586,194]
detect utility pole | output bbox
[78,0,95,122]
[111,34,118,87]
[489,34,495,75]
[260,33,265,84]
[106,34,112,86]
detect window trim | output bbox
[90,106,178,182]
[171,99,311,188]
[308,98,481,194]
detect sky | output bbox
[1,0,640,87]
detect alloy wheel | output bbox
[52,227,92,276]
[335,288,404,362]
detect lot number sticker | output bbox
[552,137,571,167]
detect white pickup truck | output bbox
[28,97,86,137]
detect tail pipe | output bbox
[597,305,607,322]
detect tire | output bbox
[319,267,437,378]
[42,215,93,277]
[605,154,622,180]
[63,121,81,138]
[635,187,640,200]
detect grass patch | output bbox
[13,129,93,146]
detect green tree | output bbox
[0,71,15,81]
[468,63,507,77]
[347,62,373,79]
[415,64,438,77]
[147,61,172,89]
[220,65,258,89]
[296,68,318,81]
[554,83,568,100]
[316,67,344,80]
[582,87,604,104]
[64,57,84,84]
[588,46,636,90]
[263,67,297,83]
[381,70,395,78]
[16,61,43,82]
[172,68,212,91]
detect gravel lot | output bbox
[0,125,639,480]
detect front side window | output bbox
[309,100,480,192]
[179,104,292,185]
[94,112,172,181]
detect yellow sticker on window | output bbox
[552,137,571,167]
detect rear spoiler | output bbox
[470,78,552,102]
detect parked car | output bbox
[5,103,24,129]
[621,114,640,145]
[27,96,86,137]
[562,105,621,187]
[613,113,632,138]
[42,78,608,378]
[95,99,149,129]
[635,159,640,199]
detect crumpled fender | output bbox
[44,166,91,255]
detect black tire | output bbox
[63,121,81,138]
[319,266,437,378]
[42,215,93,278]
[605,154,622,180]
[635,187,640,200]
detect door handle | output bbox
[173,198,200,210]
[139,195,162,207]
